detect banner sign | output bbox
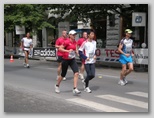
[134,49,148,65]
[4,46,148,65]
[15,25,25,35]
[96,48,148,65]
[33,47,56,57]
[96,48,120,62]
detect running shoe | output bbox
[73,88,81,94]
[56,76,66,81]
[123,77,128,84]
[63,77,66,81]
[84,87,92,93]
[55,85,60,93]
[118,80,126,86]
[26,64,30,68]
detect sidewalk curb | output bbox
[4,54,40,60]
[4,54,148,72]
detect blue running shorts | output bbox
[119,54,133,64]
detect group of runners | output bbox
[54,30,96,94]
[20,28,134,95]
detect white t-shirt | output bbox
[120,38,133,54]
[21,37,33,51]
[79,40,96,64]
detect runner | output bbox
[118,29,134,86]
[55,30,81,94]
[55,30,68,81]
[78,30,97,93]
[77,31,88,80]
[20,32,33,68]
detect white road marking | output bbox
[126,91,148,98]
[96,94,148,109]
[66,98,128,112]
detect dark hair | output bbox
[87,29,95,35]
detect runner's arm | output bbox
[79,50,87,60]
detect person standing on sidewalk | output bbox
[118,29,134,86]
[78,30,97,93]
[20,32,33,68]
[55,30,68,81]
[77,31,88,80]
[55,30,81,95]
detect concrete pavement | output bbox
[4,59,148,112]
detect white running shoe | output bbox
[84,87,92,93]
[56,76,66,81]
[73,88,81,94]
[26,64,30,68]
[55,85,60,93]
[118,80,126,86]
[79,73,84,80]
[123,77,128,84]
[63,77,66,81]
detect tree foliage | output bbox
[4,4,54,33]
[4,4,148,33]
[47,4,148,22]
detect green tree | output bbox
[4,4,148,33]
[4,4,54,33]
[46,4,148,26]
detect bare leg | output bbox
[74,72,79,88]
[124,63,134,76]
[56,76,63,86]
[79,63,85,80]
[24,51,29,64]
[120,64,126,80]
[57,62,62,76]
[80,63,85,75]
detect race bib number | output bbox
[68,51,75,59]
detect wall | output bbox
[106,14,121,48]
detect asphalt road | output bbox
[4,59,149,113]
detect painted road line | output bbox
[96,94,148,109]
[66,98,128,112]
[126,91,148,98]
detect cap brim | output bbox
[70,33,77,35]
[127,31,132,33]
